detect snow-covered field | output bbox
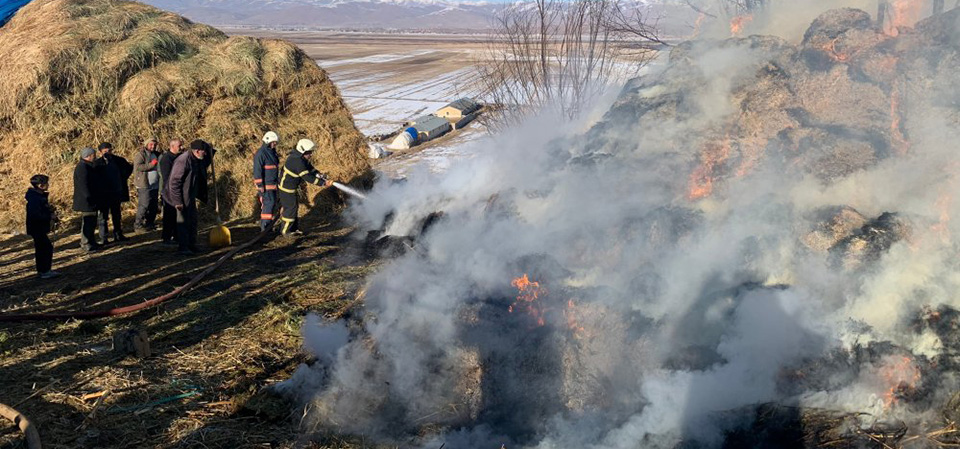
[310,41,489,174]
[228,30,492,175]
[319,50,484,138]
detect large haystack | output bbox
[0,0,369,231]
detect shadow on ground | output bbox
[0,193,378,449]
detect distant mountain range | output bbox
[142,0,696,33]
[143,0,506,31]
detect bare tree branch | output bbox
[478,0,660,130]
[683,0,718,18]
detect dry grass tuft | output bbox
[0,0,370,231]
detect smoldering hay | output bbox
[280,5,960,449]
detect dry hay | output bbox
[0,0,370,231]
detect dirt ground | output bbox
[0,193,384,448]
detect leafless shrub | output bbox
[478,0,663,128]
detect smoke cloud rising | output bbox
[283,2,960,447]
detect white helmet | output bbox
[296,138,316,154]
[262,131,279,144]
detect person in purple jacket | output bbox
[164,139,211,256]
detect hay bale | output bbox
[831,212,911,270]
[801,206,868,253]
[0,0,369,231]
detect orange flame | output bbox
[509,274,547,326]
[930,165,959,243]
[890,85,909,155]
[818,37,850,63]
[730,15,753,37]
[886,0,923,36]
[688,12,707,39]
[688,138,731,200]
[564,299,587,338]
[879,355,921,408]
[931,189,952,244]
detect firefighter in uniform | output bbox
[253,131,281,231]
[278,138,332,236]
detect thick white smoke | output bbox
[284,3,960,448]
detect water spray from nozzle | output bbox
[332,181,367,200]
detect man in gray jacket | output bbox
[164,140,210,255]
[133,136,161,231]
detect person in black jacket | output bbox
[26,174,59,278]
[95,142,133,244]
[73,147,101,252]
[278,138,332,237]
[164,139,210,255]
[159,138,183,245]
[253,131,281,231]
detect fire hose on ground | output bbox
[0,183,366,322]
[0,402,42,449]
[0,184,366,449]
[0,224,273,323]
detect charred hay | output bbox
[581,8,960,189]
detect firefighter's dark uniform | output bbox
[253,143,280,231]
[278,151,327,235]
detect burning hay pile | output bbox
[273,5,960,449]
[0,0,369,230]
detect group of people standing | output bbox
[69,137,214,256]
[24,131,331,279]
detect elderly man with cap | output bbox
[253,131,280,231]
[95,142,133,244]
[278,138,333,237]
[165,139,210,255]
[73,147,102,252]
[133,136,162,231]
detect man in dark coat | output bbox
[133,136,162,231]
[26,174,59,278]
[253,131,281,231]
[95,142,133,244]
[278,138,332,237]
[73,147,101,252]
[164,139,210,255]
[159,138,183,245]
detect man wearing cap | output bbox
[133,136,162,231]
[95,142,133,244]
[164,139,209,255]
[159,138,183,245]
[253,131,280,231]
[73,147,102,252]
[278,138,333,237]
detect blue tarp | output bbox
[0,0,33,27]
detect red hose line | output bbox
[0,227,270,323]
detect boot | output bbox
[114,232,129,242]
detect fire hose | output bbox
[0,225,273,323]
[0,403,42,449]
